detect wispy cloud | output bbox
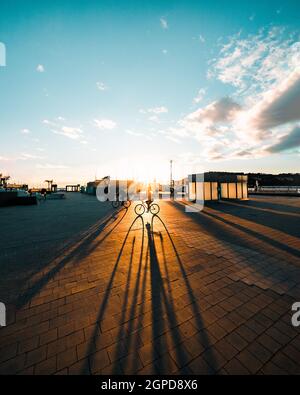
[53,126,84,140]
[169,26,300,161]
[43,118,85,142]
[266,125,300,153]
[160,17,168,30]
[36,64,45,72]
[208,26,299,97]
[193,88,206,104]
[0,155,10,161]
[140,106,168,114]
[94,119,116,130]
[199,34,205,43]
[148,115,160,123]
[1,153,44,162]
[96,81,108,91]
[19,153,44,160]
[187,97,241,125]
[166,135,181,144]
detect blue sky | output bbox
[0,0,299,186]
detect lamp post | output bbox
[170,160,174,199]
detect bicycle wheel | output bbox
[123,200,131,209]
[112,201,120,209]
[134,203,145,216]
[150,203,160,215]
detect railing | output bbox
[249,186,300,194]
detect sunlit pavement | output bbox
[0,194,300,374]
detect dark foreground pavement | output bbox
[0,193,300,374]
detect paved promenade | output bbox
[0,194,300,374]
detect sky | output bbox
[0,0,299,186]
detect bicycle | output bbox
[111,200,131,209]
[134,200,160,216]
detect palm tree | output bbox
[0,174,10,189]
[44,179,53,191]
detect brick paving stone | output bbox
[224,332,248,352]
[1,195,300,374]
[137,343,159,366]
[26,346,47,367]
[223,357,250,375]
[236,349,263,374]
[214,338,239,361]
[35,356,57,375]
[207,322,228,341]
[57,348,77,371]
[202,347,227,372]
[260,361,288,375]
[247,341,272,364]
[0,342,18,363]
[69,359,90,375]
[188,354,216,374]
[0,354,25,375]
[47,338,68,358]
[270,352,300,375]
[235,324,257,343]
[40,328,58,346]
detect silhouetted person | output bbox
[145,184,153,211]
[217,183,221,201]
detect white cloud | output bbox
[248,72,300,130]
[43,118,85,142]
[199,34,205,43]
[266,125,300,153]
[43,119,56,126]
[209,26,300,98]
[166,135,181,144]
[36,64,45,72]
[162,49,168,55]
[94,119,116,130]
[96,81,108,91]
[141,106,168,114]
[148,115,160,123]
[169,26,300,161]
[160,18,168,30]
[193,88,206,104]
[19,153,44,160]
[0,153,45,162]
[187,97,241,125]
[52,126,83,140]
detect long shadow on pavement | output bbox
[17,207,129,309]
[205,200,300,239]
[172,201,300,260]
[149,215,217,373]
[81,214,144,374]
